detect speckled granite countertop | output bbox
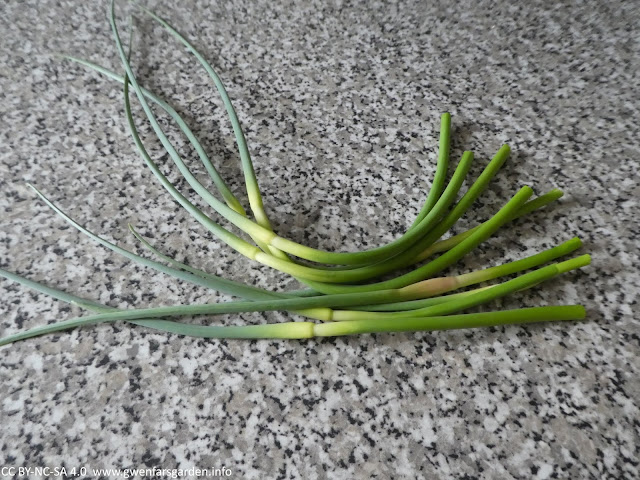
[1,0,638,478]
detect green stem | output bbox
[132,2,281,245]
[115,6,492,280]
[112,5,490,267]
[455,238,583,288]
[413,188,564,263]
[297,187,562,274]
[0,279,473,346]
[410,113,451,227]
[348,237,583,311]
[302,186,534,293]
[116,68,379,282]
[119,67,449,283]
[123,305,587,339]
[114,54,482,284]
[72,51,465,272]
[71,27,454,267]
[110,2,285,250]
[313,306,586,337]
[332,255,590,320]
[273,150,473,268]
[61,55,247,217]
[0,268,110,312]
[61,55,282,258]
[352,287,493,312]
[0,268,316,337]
[294,143,512,276]
[27,184,288,301]
[0,305,586,344]
[3,249,587,343]
[132,7,455,268]
[128,225,318,297]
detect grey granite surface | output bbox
[1,0,638,478]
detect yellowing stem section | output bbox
[398,276,460,298]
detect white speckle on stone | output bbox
[24,352,43,371]
[536,463,554,479]
[483,416,499,433]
